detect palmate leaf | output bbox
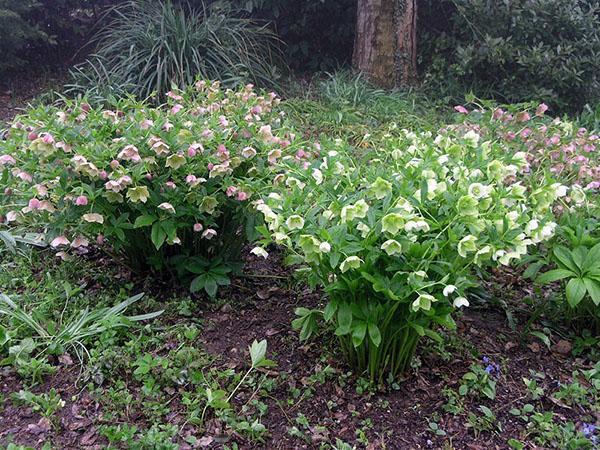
[565,278,587,308]
[536,269,576,284]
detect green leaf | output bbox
[571,246,588,271]
[323,299,338,322]
[367,322,382,347]
[0,325,10,347]
[133,214,156,228]
[583,278,600,306]
[530,331,551,349]
[351,321,367,348]
[536,269,575,284]
[336,302,352,335]
[566,278,587,308]
[249,339,266,367]
[523,262,544,280]
[583,242,600,269]
[150,222,166,250]
[553,246,579,274]
[458,384,468,396]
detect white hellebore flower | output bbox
[319,242,331,253]
[404,219,430,233]
[552,183,568,198]
[250,246,269,259]
[312,169,323,185]
[453,297,470,308]
[158,202,176,214]
[468,183,492,199]
[285,215,305,230]
[443,285,457,297]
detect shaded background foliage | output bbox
[2,0,600,113]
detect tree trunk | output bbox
[352,0,417,88]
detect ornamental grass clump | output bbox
[253,127,571,383]
[0,81,307,294]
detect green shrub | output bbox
[254,123,562,382]
[0,81,300,295]
[420,0,600,112]
[69,1,283,100]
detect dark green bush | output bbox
[69,1,284,100]
[0,0,48,73]
[420,0,600,113]
[236,0,356,72]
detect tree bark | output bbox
[352,0,417,88]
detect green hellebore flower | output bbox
[381,239,402,256]
[411,293,436,312]
[458,235,477,257]
[456,195,479,216]
[340,256,362,273]
[126,186,150,203]
[165,153,186,170]
[381,213,405,235]
[199,196,218,214]
[370,177,392,199]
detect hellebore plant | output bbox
[254,127,566,383]
[0,81,313,295]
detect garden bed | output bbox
[0,250,597,449]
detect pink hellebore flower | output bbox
[17,172,33,183]
[28,198,41,210]
[187,143,203,157]
[226,186,238,197]
[96,234,105,245]
[171,104,183,115]
[71,236,90,249]
[41,133,55,144]
[74,195,88,206]
[193,223,203,232]
[585,181,600,190]
[219,116,229,127]
[536,103,548,116]
[0,154,16,165]
[50,236,70,248]
[516,111,531,122]
[166,91,183,101]
[454,105,468,114]
[520,128,532,139]
[118,145,142,163]
[140,119,154,130]
[237,191,249,201]
[165,181,177,190]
